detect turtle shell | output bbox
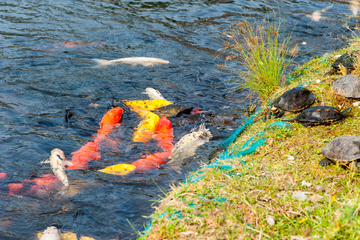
[295,106,343,125]
[322,136,360,162]
[331,52,357,70]
[332,74,360,98]
[273,87,316,112]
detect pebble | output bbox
[265,215,276,225]
[353,101,360,107]
[292,192,308,201]
[288,156,295,161]
[301,180,312,187]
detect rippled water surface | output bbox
[0,0,359,239]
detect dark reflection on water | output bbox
[0,0,358,238]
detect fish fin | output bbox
[55,185,70,198]
[40,159,51,164]
[170,164,182,174]
[64,160,73,166]
[92,59,111,67]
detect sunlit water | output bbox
[0,0,358,239]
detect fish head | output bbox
[192,124,212,144]
[50,149,66,168]
[40,226,60,240]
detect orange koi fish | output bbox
[67,107,123,170]
[155,116,174,152]
[8,175,61,195]
[191,108,209,115]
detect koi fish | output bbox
[98,163,136,175]
[142,88,166,100]
[39,226,60,240]
[306,5,332,21]
[92,57,169,67]
[67,107,123,170]
[168,123,212,173]
[49,148,72,188]
[155,116,174,152]
[153,104,193,118]
[131,116,174,173]
[37,228,96,240]
[132,109,160,143]
[123,99,172,111]
[44,41,105,52]
[99,107,123,130]
[8,174,60,196]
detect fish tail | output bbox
[92,59,111,67]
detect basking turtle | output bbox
[320,135,360,172]
[332,74,360,99]
[285,106,351,127]
[265,87,316,121]
[152,104,193,118]
[324,51,357,77]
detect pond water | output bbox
[0,0,359,239]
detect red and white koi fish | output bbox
[39,226,61,240]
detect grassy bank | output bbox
[139,35,360,240]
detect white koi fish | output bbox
[92,57,170,67]
[142,87,166,100]
[168,123,212,173]
[39,226,61,240]
[48,148,72,188]
[306,5,332,21]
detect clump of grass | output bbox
[222,13,297,101]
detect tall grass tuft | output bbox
[222,14,297,101]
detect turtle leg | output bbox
[274,110,285,118]
[356,161,360,173]
[323,68,335,77]
[264,108,273,122]
[319,158,332,167]
[301,122,312,127]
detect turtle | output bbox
[332,74,360,99]
[320,135,360,172]
[152,104,193,118]
[284,106,351,127]
[265,87,316,121]
[324,51,358,77]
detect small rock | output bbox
[353,101,360,107]
[304,206,314,212]
[265,215,276,226]
[288,156,295,161]
[301,180,312,187]
[292,192,308,201]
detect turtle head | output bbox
[339,63,348,76]
[342,107,352,117]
